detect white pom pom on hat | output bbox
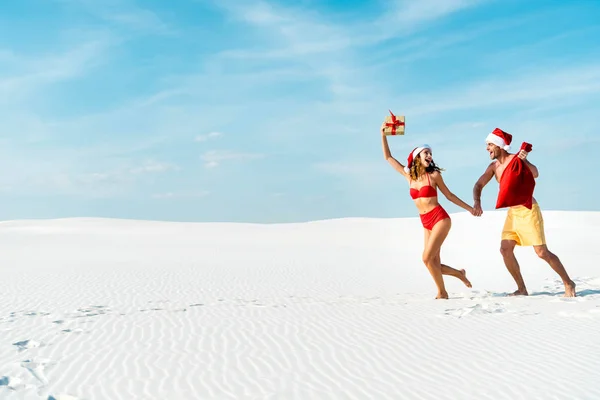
[485,128,512,151]
[404,144,432,173]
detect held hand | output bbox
[473,202,483,217]
[518,150,528,160]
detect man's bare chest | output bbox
[493,157,515,182]
[494,165,506,182]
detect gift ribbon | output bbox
[385,110,405,135]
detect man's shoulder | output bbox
[498,154,517,166]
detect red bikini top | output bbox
[410,173,437,200]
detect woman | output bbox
[381,123,476,299]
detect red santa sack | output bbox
[495,142,535,209]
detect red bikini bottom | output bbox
[419,205,450,230]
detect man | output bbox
[472,128,576,297]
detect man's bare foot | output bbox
[508,289,528,296]
[436,292,449,299]
[564,280,576,297]
[459,269,472,288]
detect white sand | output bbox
[1,211,599,399]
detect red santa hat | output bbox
[404,144,431,173]
[485,128,512,151]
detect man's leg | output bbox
[533,245,576,297]
[501,209,527,295]
[500,240,528,295]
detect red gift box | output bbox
[382,110,405,136]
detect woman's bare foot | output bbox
[459,269,472,288]
[436,291,449,299]
[508,289,528,296]
[564,280,576,297]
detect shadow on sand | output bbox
[485,289,600,298]
[529,289,600,297]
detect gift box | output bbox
[383,110,405,136]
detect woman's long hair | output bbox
[409,156,444,181]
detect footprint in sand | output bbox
[61,328,85,334]
[48,394,81,400]
[239,299,266,307]
[21,358,54,386]
[0,375,26,391]
[69,305,111,319]
[24,311,51,317]
[444,302,506,318]
[13,339,42,352]
[139,307,164,312]
[550,297,583,303]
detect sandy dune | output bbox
[1,211,599,399]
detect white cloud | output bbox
[76,172,119,185]
[85,160,177,183]
[152,190,210,199]
[201,150,264,168]
[202,0,493,136]
[69,160,176,186]
[214,0,488,59]
[129,161,179,174]
[384,0,486,28]
[56,0,173,35]
[194,132,223,142]
[402,63,600,116]
[210,1,353,98]
[0,38,112,104]
[0,146,179,197]
[104,10,171,34]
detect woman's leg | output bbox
[438,257,472,288]
[422,218,452,299]
[424,215,472,289]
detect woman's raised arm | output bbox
[381,122,409,179]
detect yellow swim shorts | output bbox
[501,203,546,246]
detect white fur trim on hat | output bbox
[485,133,510,151]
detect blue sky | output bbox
[0,0,599,223]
